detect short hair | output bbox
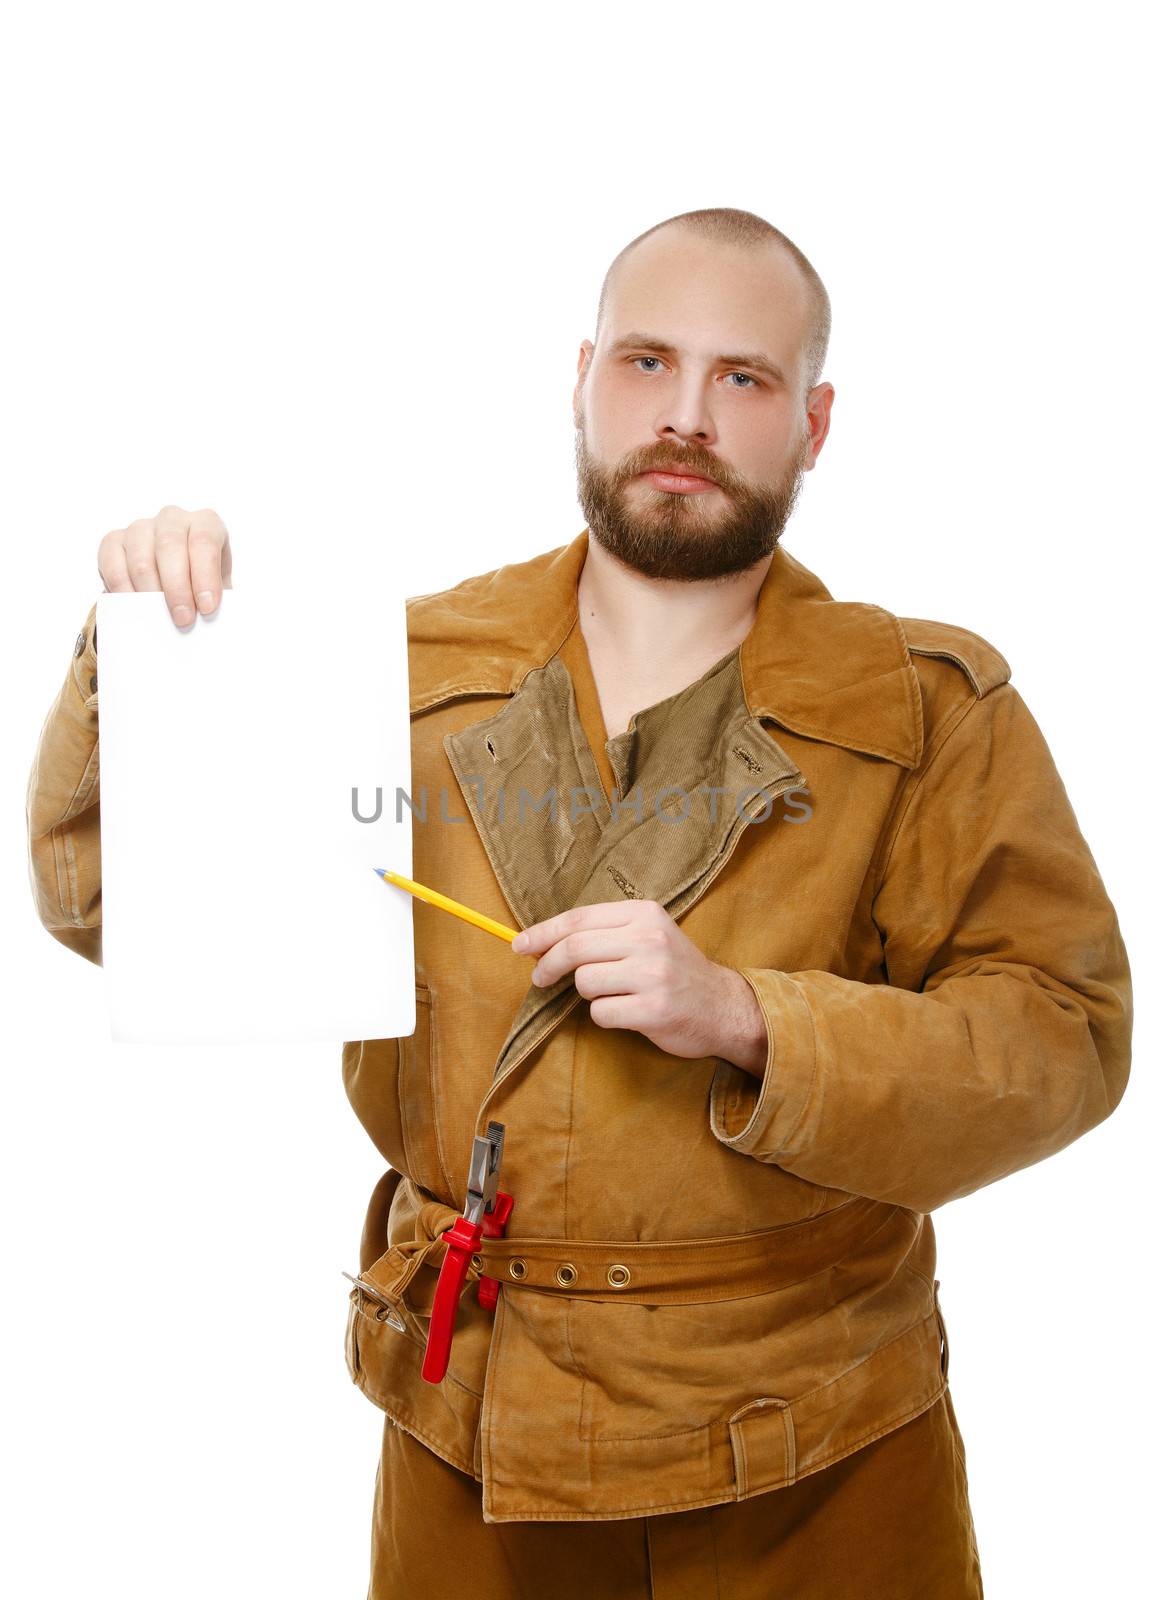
[594,207,831,391]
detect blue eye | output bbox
[630,356,758,388]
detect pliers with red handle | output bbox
[421,1120,514,1384]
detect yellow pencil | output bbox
[373,867,521,945]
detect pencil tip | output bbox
[372,867,385,877]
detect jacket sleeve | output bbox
[709,681,1133,1213]
[26,600,103,965]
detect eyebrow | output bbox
[605,332,787,386]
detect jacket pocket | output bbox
[344,1166,414,1391]
[397,983,453,1199]
[728,1395,797,1497]
[344,1281,416,1393]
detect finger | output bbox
[153,505,197,627]
[187,507,229,614]
[587,994,644,1031]
[570,959,640,1000]
[512,900,639,956]
[97,529,133,593]
[122,517,163,592]
[531,928,638,986]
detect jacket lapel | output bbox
[443,645,805,1088]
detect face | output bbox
[573,228,834,582]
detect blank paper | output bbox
[95,588,415,1044]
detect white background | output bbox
[3,3,1150,1595]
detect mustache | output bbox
[624,448,730,487]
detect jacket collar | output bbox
[408,527,923,769]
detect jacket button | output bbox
[607,1264,631,1288]
[508,1258,527,1279]
[555,1263,578,1286]
[74,630,87,657]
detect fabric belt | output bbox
[353,1180,896,1308]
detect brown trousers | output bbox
[367,1391,984,1598]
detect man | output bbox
[27,208,1132,1599]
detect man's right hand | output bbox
[97,505,234,633]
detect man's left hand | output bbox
[511,899,768,1077]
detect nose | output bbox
[654,373,717,448]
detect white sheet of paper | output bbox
[96,588,415,1044]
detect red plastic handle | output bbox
[477,1191,515,1311]
[421,1215,481,1384]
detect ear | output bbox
[573,339,595,424]
[803,382,835,467]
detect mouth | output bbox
[638,467,719,494]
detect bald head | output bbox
[595,208,831,393]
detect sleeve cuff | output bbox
[709,968,817,1159]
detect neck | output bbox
[576,534,773,666]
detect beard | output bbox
[574,422,810,583]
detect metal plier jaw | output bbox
[421,1122,515,1384]
[464,1120,505,1225]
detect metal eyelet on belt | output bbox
[607,1264,631,1288]
[471,1254,483,1270]
[508,1258,527,1279]
[555,1263,578,1286]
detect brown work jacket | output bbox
[26,530,1133,1525]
